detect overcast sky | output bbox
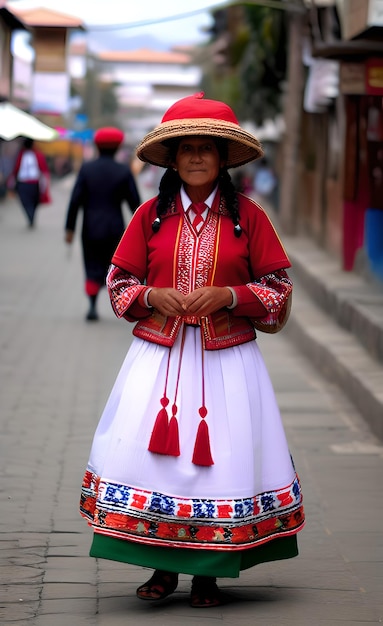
[8,0,226,49]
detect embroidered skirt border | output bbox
[80,470,305,551]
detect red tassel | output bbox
[148,406,169,454]
[166,409,180,456]
[192,418,214,466]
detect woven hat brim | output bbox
[136,118,264,169]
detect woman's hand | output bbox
[65,230,74,244]
[148,287,186,317]
[182,286,232,317]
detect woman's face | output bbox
[173,136,225,195]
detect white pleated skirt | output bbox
[81,326,304,574]
[87,326,297,501]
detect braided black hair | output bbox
[151,138,242,236]
[219,168,242,237]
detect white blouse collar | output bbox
[180,185,218,212]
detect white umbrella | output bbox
[0,102,59,141]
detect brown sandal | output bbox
[190,576,222,608]
[136,570,178,601]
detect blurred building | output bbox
[0,3,27,196]
[295,0,383,280]
[198,0,383,283]
[9,6,85,125]
[74,45,202,147]
[0,2,25,102]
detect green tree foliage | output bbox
[202,5,287,125]
[100,82,119,118]
[239,5,287,124]
[200,7,246,112]
[71,66,119,127]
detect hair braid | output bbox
[152,168,181,232]
[219,168,242,237]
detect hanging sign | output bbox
[366,58,383,95]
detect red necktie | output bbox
[190,202,206,230]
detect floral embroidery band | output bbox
[106,266,145,317]
[248,271,292,334]
[80,470,304,550]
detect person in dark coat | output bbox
[65,127,141,321]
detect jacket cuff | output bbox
[230,285,268,318]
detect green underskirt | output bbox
[90,533,299,578]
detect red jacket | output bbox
[108,192,292,349]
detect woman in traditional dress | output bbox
[79,93,305,608]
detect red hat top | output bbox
[162,92,239,125]
[94,127,124,149]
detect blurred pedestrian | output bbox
[253,157,277,199]
[79,94,305,607]
[232,167,254,194]
[8,137,50,228]
[65,127,141,321]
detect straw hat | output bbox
[94,127,124,149]
[136,92,263,169]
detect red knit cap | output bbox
[94,127,124,149]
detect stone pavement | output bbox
[256,194,383,444]
[1,177,382,625]
[283,232,383,444]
